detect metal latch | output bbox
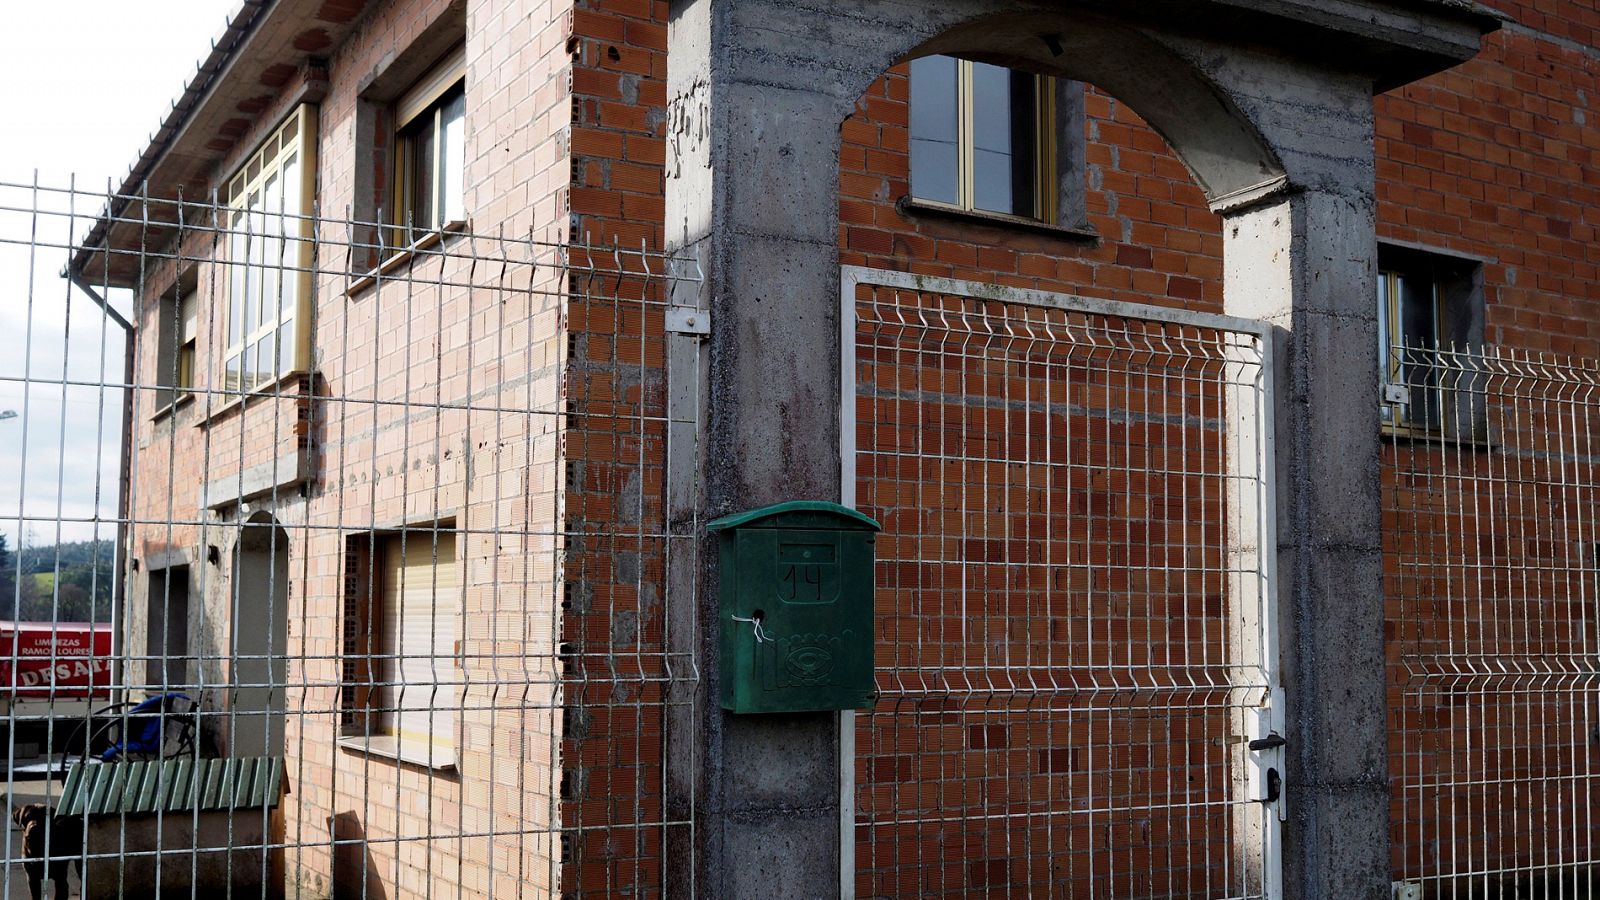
[1383,382,1409,405]
[1246,704,1286,813]
[666,306,710,337]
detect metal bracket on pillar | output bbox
[666,306,711,338]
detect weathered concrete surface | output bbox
[665,0,1494,895]
[1225,189,1390,899]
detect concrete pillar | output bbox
[1223,185,1389,899]
[664,1,851,895]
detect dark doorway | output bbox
[145,564,190,689]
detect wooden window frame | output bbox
[223,105,318,394]
[390,46,466,249]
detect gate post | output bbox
[663,1,855,895]
[1222,184,1390,898]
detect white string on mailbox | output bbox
[730,614,773,644]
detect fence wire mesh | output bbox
[1387,347,1600,899]
[0,180,697,899]
[845,275,1277,899]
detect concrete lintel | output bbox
[199,450,310,511]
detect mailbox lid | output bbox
[707,500,880,533]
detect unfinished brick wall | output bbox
[109,0,1598,895]
[120,0,577,897]
[840,71,1225,313]
[1383,357,1600,893]
[556,2,678,896]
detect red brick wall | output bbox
[831,8,1600,896]
[840,73,1225,312]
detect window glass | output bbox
[970,62,1014,214]
[394,61,466,242]
[909,56,1049,219]
[405,112,438,231]
[154,286,198,410]
[910,55,960,206]
[1395,273,1441,429]
[1379,252,1482,437]
[440,90,466,223]
[225,105,314,393]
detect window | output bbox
[909,55,1057,222]
[342,529,459,768]
[155,283,196,410]
[224,105,317,393]
[1378,244,1485,439]
[391,47,465,245]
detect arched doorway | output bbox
[230,513,289,757]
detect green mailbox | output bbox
[708,500,880,714]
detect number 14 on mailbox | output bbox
[708,501,881,714]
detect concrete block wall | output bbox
[122,0,576,897]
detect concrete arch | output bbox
[668,1,1496,894]
[713,1,1290,210]
[900,11,1286,206]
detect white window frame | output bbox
[223,104,318,394]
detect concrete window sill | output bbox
[1381,424,1495,452]
[346,220,469,297]
[337,734,456,772]
[150,391,197,424]
[197,370,310,429]
[898,197,1099,242]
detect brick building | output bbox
[55,0,1596,896]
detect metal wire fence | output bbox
[0,180,698,899]
[843,270,1279,898]
[1387,347,1600,899]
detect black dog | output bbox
[11,803,79,900]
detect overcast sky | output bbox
[0,1,235,547]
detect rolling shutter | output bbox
[380,531,458,766]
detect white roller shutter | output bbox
[380,531,458,766]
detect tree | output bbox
[0,532,15,618]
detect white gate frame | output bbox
[836,265,1283,899]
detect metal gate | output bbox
[1386,347,1600,897]
[840,268,1281,898]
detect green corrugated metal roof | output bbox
[58,757,283,817]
